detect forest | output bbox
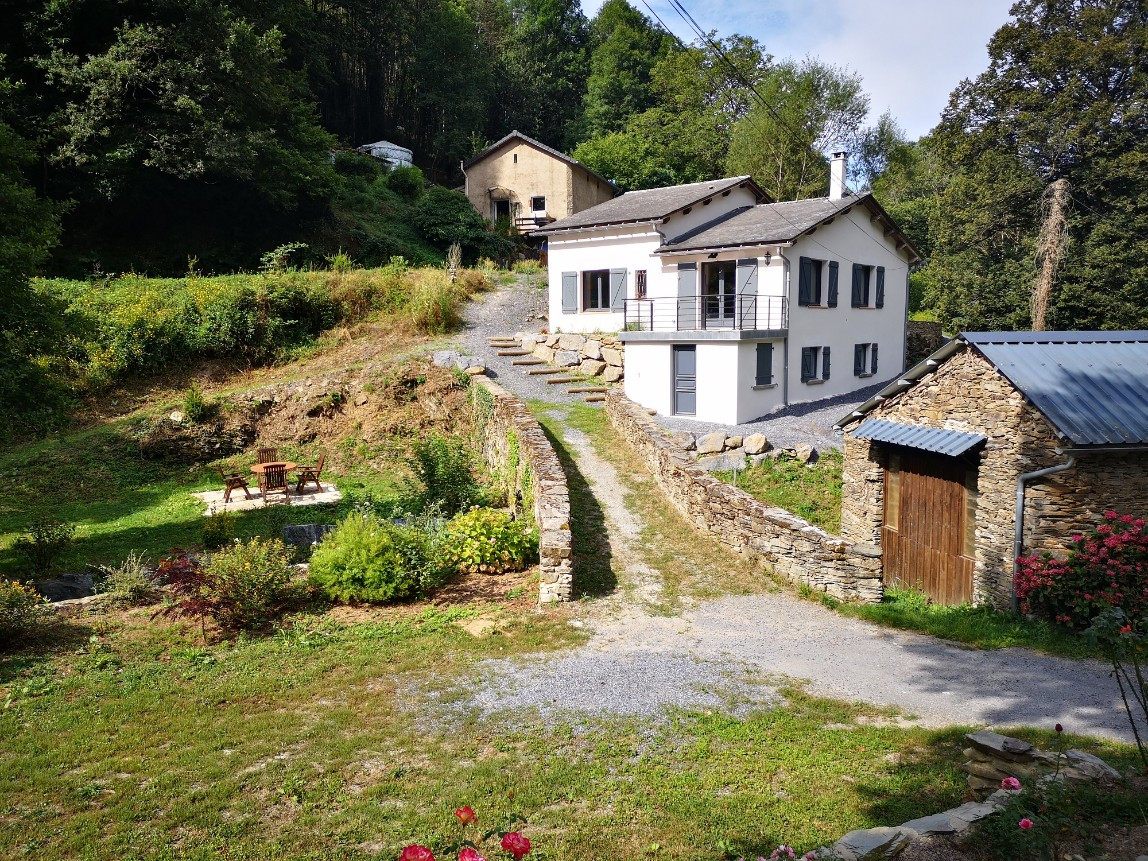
[1,0,1146,424]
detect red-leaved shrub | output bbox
[1015,511,1148,627]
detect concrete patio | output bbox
[192,483,342,515]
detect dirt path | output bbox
[455,283,1141,744]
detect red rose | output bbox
[401,846,435,861]
[459,848,487,861]
[454,806,478,826]
[500,832,531,859]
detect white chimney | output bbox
[829,151,849,200]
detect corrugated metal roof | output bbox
[964,331,1148,447]
[852,419,987,457]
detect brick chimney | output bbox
[829,151,849,200]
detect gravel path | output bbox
[451,282,1139,744]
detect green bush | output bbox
[202,537,298,630]
[308,513,439,603]
[385,165,425,198]
[443,507,537,575]
[332,150,382,180]
[95,551,160,606]
[201,510,237,550]
[407,433,484,516]
[183,384,208,422]
[0,579,51,649]
[13,517,76,579]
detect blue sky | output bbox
[581,0,1016,140]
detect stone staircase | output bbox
[488,335,614,404]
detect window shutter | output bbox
[875,266,885,308]
[798,256,813,306]
[871,343,879,374]
[800,347,814,382]
[677,262,697,329]
[854,344,865,376]
[561,272,578,313]
[821,346,831,380]
[756,342,773,385]
[827,261,839,307]
[736,258,758,294]
[609,268,627,311]
[851,264,864,307]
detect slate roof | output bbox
[852,419,986,457]
[838,331,1148,449]
[462,130,615,190]
[533,176,767,234]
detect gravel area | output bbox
[654,380,890,452]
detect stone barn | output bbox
[836,331,1148,609]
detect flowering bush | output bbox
[1015,511,1148,627]
[443,507,538,576]
[0,580,51,649]
[398,806,531,861]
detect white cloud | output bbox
[582,0,1015,139]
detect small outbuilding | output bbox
[356,140,414,168]
[836,331,1148,608]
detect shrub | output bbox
[0,580,51,649]
[95,551,160,606]
[444,507,538,576]
[332,150,382,179]
[326,248,355,273]
[203,538,297,630]
[308,513,430,603]
[413,186,490,257]
[182,383,208,422]
[407,434,482,516]
[201,509,237,550]
[13,517,76,579]
[385,165,425,198]
[1015,511,1148,628]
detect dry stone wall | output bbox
[472,377,573,602]
[516,332,625,382]
[605,391,883,602]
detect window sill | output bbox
[851,306,881,310]
[801,304,833,309]
[581,308,616,313]
[856,372,875,378]
[803,378,826,385]
[752,383,777,390]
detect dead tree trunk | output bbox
[1032,177,1071,331]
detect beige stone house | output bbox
[462,131,616,230]
[836,331,1148,609]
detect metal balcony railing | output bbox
[622,295,789,333]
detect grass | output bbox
[11,600,1120,861]
[716,450,843,534]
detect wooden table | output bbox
[250,461,297,474]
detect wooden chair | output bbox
[256,447,279,464]
[295,452,326,494]
[259,463,291,505]
[218,465,253,503]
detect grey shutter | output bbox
[737,258,758,327]
[851,264,864,307]
[755,342,773,385]
[875,266,886,308]
[828,261,839,307]
[561,272,578,313]
[800,347,815,382]
[871,343,878,374]
[854,343,865,376]
[677,262,697,329]
[609,268,627,311]
[798,256,812,306]
[821,346,831,380]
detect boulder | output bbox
[169,410,185,424]
[965,731,1035,763]
[554,350,580,367]
[545,334,559,347]
[669,431,696,450]
[795,445,819,464]
[695,431,728,454]
[601,347,624,366]
[749,453,769,466]
[1064,749,1120,780]
[558,333,586,351]
[743,433,770,454]
[36,572,95,602]
[832,826,913,861]
[454,355,483,371]
[579,359,606,376]
[699,449,747,472]
[602,366,624,383]
[465,366,486,376]
[431,349,461,368]
[583,339,603,361]
[726,435,743,450]
[534,345,556,363]
[282,523,336,548]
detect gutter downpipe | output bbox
[777,247,791,407]
[1012,456,1076,612]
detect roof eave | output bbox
[656,239,794,256]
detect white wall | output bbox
[736,340,786,422]
[623,342,673,417]
[783,208,911,403]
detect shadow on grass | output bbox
[0,617,95,684]
[534,420,616,599]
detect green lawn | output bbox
[717,450,844,534]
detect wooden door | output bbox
[882,450,975,604]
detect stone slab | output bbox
[965,731,1035,762]
[900,814,956,835]
[699,450,747,472]
[695,431,727,454]
[832,826,913,861]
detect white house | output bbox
[534,155,921,425]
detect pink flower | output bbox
[806,854,818,861]
[459,849,486,861]
[454,806,477,826]
[1000,777,1021,791]
[500,832,531,859]
[401,846,436,861]
[1018,818,1034,830]
[1055,723,1063,733]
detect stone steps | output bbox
[511,358,545,366]
[545,376,582,385]
[583,394,606,403]
[526,367,565,376]
[496,349,532,356]
[567,386,607,394]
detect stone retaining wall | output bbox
[605,390,883,602]
[472,377,573,603]
[515,332,625,382]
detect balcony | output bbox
[515,214,553,230]
[622,295,788,333]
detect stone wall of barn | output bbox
[842,346,1148,608]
